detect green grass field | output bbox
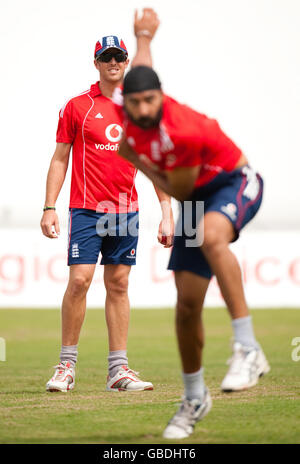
[0,308,299,444]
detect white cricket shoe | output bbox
[221,342,270,392]
[106,365,153,392]
[163,389,212,440]
[46,361,75,392]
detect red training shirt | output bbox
[122,94,242,188]
[56,82,138,213]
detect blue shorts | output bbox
[168,166,263,279]
[68,208,139,266]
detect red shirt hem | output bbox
[69,202,139,213]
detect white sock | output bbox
[108,350,128,378]
[232,316,259,349]
[60,344,78,367]
[182,367,205,401]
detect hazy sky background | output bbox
[0,0,299,230]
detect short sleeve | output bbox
[56,100,76,144]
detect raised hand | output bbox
[134,8,160,40]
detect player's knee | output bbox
[201,228,224,257]
[104,273,129,295]
[68,275,90,298]
[176,295,199,324]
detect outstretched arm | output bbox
[153,184,174,248]
[131,8,160,68]
[119,138,199,201]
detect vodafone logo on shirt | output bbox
[95,124,123,151]
[105,124,123,142]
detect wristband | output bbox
[136,30,152,38]
[43,206,56,212]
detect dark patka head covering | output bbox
[123,66,161,95]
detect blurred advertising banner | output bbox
[0,229,299,308]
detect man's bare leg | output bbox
[200,212,259,347]
[175,270,210,374]
[104,264,131,352]
[104,264,153,391]
[163,270,212,439]
[200,212,270,391]
[61,264,96,346]
[201,212,248,320]
[46,264,96,392]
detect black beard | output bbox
[125,106,163,129]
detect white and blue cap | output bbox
[94,36,128,58]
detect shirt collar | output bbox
[89,82,102,97]
[89,82,124,99]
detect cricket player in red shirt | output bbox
[118,9,270,438]
[40,11,173,393]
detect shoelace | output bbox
[53,363,71,381]
[169,399,200,428]
[226,349,254,375]
[124,368,140,380]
